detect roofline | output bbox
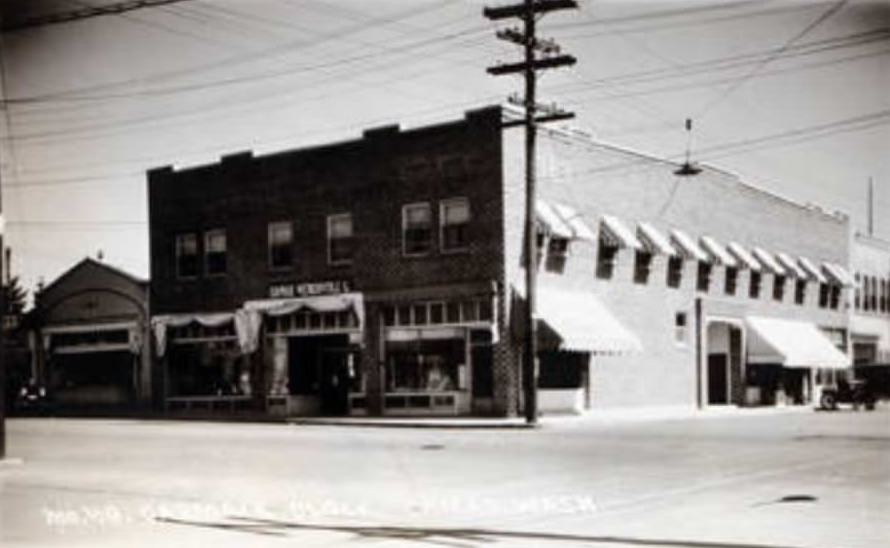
[40,257,148,295]
[855,231,890,250]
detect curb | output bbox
[287,419,537,430]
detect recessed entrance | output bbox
[705,320,744,406]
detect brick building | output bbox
[850,233,890,395]
[148,105,853,417]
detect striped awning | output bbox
[776,252,806,278]
[798,257,827,284]
[536,200,573,238]
[601,215,642,249]
[670,229,708,262]
[822,262,855,287]
[727,242,761,271]
[753,247,786,276]
[552,203,596,241]
[637,222,676,256]
[700,236,737,267]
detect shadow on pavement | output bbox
[157,515,804,548]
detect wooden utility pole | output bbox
[484,0,577,424]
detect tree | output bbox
[2,276,27,316]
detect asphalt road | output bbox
[1,409,888,547]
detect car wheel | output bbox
[820,392,837,411]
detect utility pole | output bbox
[867,177,874,237]
[484,0,577,424]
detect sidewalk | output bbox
[287,404,818,429]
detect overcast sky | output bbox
[1,0,888,299]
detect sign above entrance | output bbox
[269,280,352,299]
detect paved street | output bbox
[2,409,889,548]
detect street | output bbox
[1,410,889,547]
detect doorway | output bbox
[707,354,728,405]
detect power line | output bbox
[2,0,197,32]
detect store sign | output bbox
[268,280,351,299]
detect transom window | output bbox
[328,213,354,265]
[268,221,293,269]
[403,203,433,256]
[175,233,199,279]
[440,198,470,252]
[382,298,493,327]
[204,229,227,276]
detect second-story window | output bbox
[633,250,653,285]
[773,275,786,301]
[204,229,227,276]
[725,267,738,296]
[696,261,712,292]
[666,256,683,289]
[175,233,199,279]
[818,283,829,308]
[440,198,470,252]
[403,202,433,256]
[749,271,762,299]
[328,213,354,265]
[794,279,806,305]
[829,284,841,310]
[596,240,618,280]
[268,222,293,270]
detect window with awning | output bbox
[601,215,642,249]
[700,236,737,267]
[637,222,676,256]
[745,316,850,369]
[534,286,642,354]
[798,257,827,284]
[552,203,595,241]
[727,242,761,271]
[535,200,573,239]
[822,262,855,287]
[752,247,785,276]
[776,252,806,278]
[670,229,708,262]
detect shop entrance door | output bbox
[708,354,728,405]
[320,348,350,416]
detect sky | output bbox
[0,0,888,302]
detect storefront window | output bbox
[168,340,245,397]
[386,339,463,392]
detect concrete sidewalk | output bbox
[287,404,818,429]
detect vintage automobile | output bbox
[819,378,877,411]
[14,381,53,415]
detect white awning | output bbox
[637,222,676,256]
[670,229,708,262]
[536,286,642,354]
[536,200,573,239]
[822,262,855,287]
[798,257,827,284]
[601,215,642,249]
[244,292,365,322]
[746,316,850,369]
[700,236,737,267]
[552,203,596,241]
[776,252,806,278]
[151,312,236,358]
[752,247,786,276]
[726,242,761,271]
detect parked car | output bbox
[819,378,876,411]
[14,380,53,415]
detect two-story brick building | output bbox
[148,105,853,418]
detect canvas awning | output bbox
[700,236,737,267]
[727,242,761,271]
[745,316,850,369]
[822,262,855,287]
[798,257,827,284]
[775,252,806,278]
[151,312,236,357]
[637,222,676,256]
[670,229,708,262]
[601,215,642,249]
[552,203,596,241]
[536,200,573,239]
[535,286,642,354]
[752,247,786,276]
